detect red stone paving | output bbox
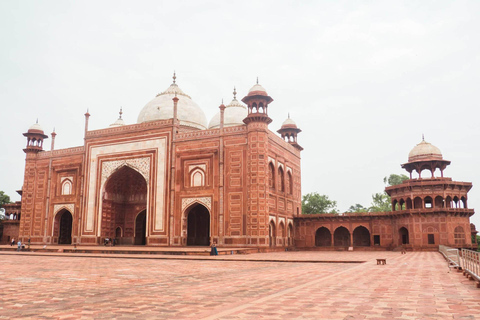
[0,251,479,319]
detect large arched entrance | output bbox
[134,210,146,245]
[187,204,210,246]
[102,166,147,245]
[315,227,331,247]
[353,226,370,246]
[334,226,350,247]
[399,227,409,245]
[55,210,73,244]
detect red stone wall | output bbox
[0,221,20,244]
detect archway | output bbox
[287,223,294,246]
[187,204,210,246]
[399,227,409,245]
[315,227,331,247]
[57,210,73,244]
[334,226,350,247]
[102,166,147,245]
[353,226,370,246]
[269,221,276,247]
[134,210,146,245]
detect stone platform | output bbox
[0,250,479,319]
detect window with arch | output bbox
[61,179,73,195]
[190,168,205,187]
[287,171,293,195]
[268,162,275,189]
[278,166,285,192]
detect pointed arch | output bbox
[61,179,73,195]
[278,166,285,192]
[268,162,275,189]
[186,203,210,246]
[334,226,350,247]
[190,167,205,187]
[315,227,332,247]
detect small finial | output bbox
[422,133,424,141]
[222,98,224,104]
[233,86,237,100]
[36,118,38,124]
[173,71,176,84]
[175,92,177,98]
[256,77,259,84]
[288,113,290,119]
[118,107,123,120]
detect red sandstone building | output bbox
[14,76,302,247]
[295,139,475,250]
[4,75,475,250]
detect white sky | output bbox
[1,1,479,227]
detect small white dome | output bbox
[28,122,44,132]
[408,139,443,162]
[248,83,268,95]
[281,117,297,128]
[208,98,247,129]
[110,118,125,127]
[137,82,207,130]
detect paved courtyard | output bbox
[0,251,479,319]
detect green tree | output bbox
[0,191,10,206]
[347,203,368,213]
[384,174,409,186]
[368,192,391,212]
[302,192,338,214]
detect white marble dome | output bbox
[408,139,443,162]
[248,83,268,95]
[110,118,125,127]
[28,121,44,133]
[208,98,247,129]
[281,117,297,128]
[137,82,207,130]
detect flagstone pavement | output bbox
[0,251,479,319]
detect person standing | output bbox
[10,238,15,246]
[17,240,22,252]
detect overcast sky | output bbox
[1,1,479,227]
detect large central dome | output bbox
[137,77,207,130]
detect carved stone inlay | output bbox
[182,197,212,212]
[54,203,75,215]
[101,157,150,186]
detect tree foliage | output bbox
[384,174,409,186]
[302,192,338,214]
[0,191,11,206]
[347,174,409,213]
[368,192,391,212]
[347,203,368,213]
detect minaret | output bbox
[20,120,49,243]
[218,99,226,245]
[242,79,274,246]
[50,129,56,151]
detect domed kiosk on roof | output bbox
[277,115,303,150]
[402,136,451,179]
[110,108,126,127]
[137,73,208,130]
[23,120,48,152]
[208,87,247,129]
